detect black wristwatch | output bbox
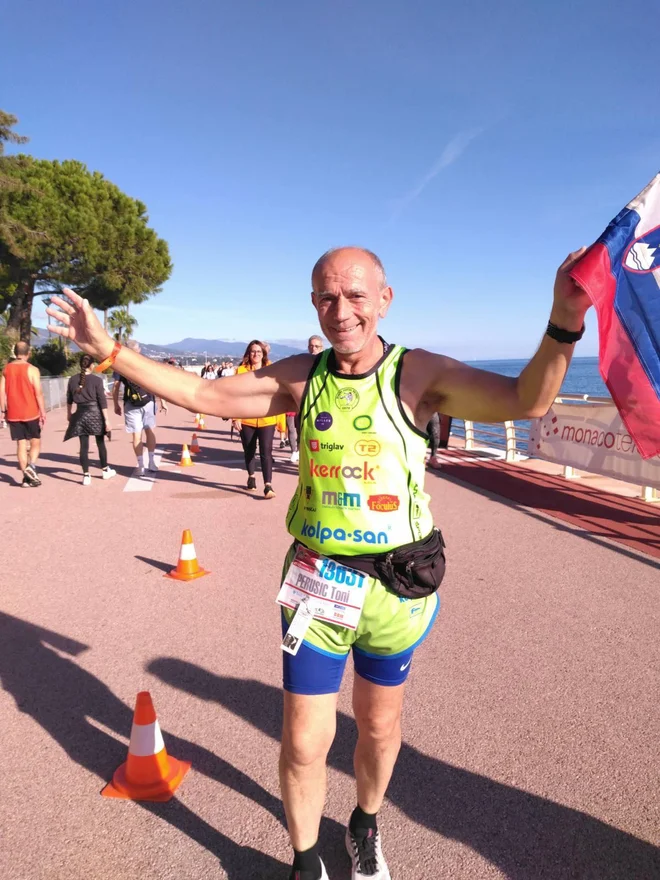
[546,321,585,344]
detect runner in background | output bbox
[427,412,453,469]
[308,335,324,355]
[112,340,168,476]
[0,340,46,487]
[64,353,116,485]
[235,340,277,498]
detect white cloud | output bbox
[391,128,483,220]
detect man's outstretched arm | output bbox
[419,248,591,423]
[46,288,298,419]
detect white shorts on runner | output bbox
[124,400,157,433]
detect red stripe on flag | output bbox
[571,243,660,459]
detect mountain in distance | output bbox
[163,338,305,358]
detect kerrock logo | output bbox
[309,459,377,482]
[309,439,344,453]
[367,494,399,512]
[354,439,381,457]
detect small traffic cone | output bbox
[102,691,190,802]
[165,529,210,581]
[194,413,200,427]
[198,415,206,430]
[178,444,194,467]
[190,433,201,454]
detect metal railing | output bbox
[450,393,659,503]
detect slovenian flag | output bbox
[570,173,660,459]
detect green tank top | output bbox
[286,342,434,556]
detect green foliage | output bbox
[0,314,13,369]
[0,154,172,340]
[29,338,79,376]
[108,307,138,342]
[0,111,29,156]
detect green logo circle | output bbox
[353,415,373,431]
[335,387,359,412]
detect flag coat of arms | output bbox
[570,173,660,459]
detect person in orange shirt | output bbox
[0,341,47,487]
[234,340,277,498]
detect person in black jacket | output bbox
[65,354,116,486]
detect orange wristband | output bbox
[95,341,122,373]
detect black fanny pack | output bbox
[304,528,446,600]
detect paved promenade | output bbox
[1,407,659,879]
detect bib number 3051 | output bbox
[318,558,365,588]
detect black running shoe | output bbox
[21,474,39,488]
[247,476,257,491]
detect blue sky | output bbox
[3,0,659,358]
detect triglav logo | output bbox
[300,518,389,546]
[309,439,344,453]
[354,439,380,457]
[309,459,377,482]
[335,388,359,412]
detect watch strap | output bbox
[546,321,585,344]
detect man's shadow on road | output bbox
[148,658,660,880]
[0,612,293,878]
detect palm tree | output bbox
[108,307,137,342]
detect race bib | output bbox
[277,545,368,635]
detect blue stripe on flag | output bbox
[601,208,660,400]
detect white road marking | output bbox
[123,451,163,493]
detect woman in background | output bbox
[65,353,116,486]
[234,340,277,498]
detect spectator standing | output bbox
[64,354,116,485]
[0,341,46,487]
[112,340,167,475]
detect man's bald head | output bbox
[311,247,387,291]
[15,341,30,357]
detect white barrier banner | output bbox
[529,403,660,490]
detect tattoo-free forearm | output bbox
[516,312,581,417]
[110,347,202,411]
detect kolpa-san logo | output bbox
[624,225,660,273]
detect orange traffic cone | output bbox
[178,444,194,467]
[165,529,210,581]
[198,415,206,430]
[102,691,190,802]
[190,433,201,454]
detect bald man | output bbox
[48,245,590,879]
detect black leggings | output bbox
[240,424,275,484]
[427,413,453,456]
[79,434,108,472]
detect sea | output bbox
[458,356,608,451]
[466,356,607,397]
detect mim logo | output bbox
[321,490,361,508]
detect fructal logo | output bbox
[353,415,372,431]
[354,439,380,457]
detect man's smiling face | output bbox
[311,248,393,355]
